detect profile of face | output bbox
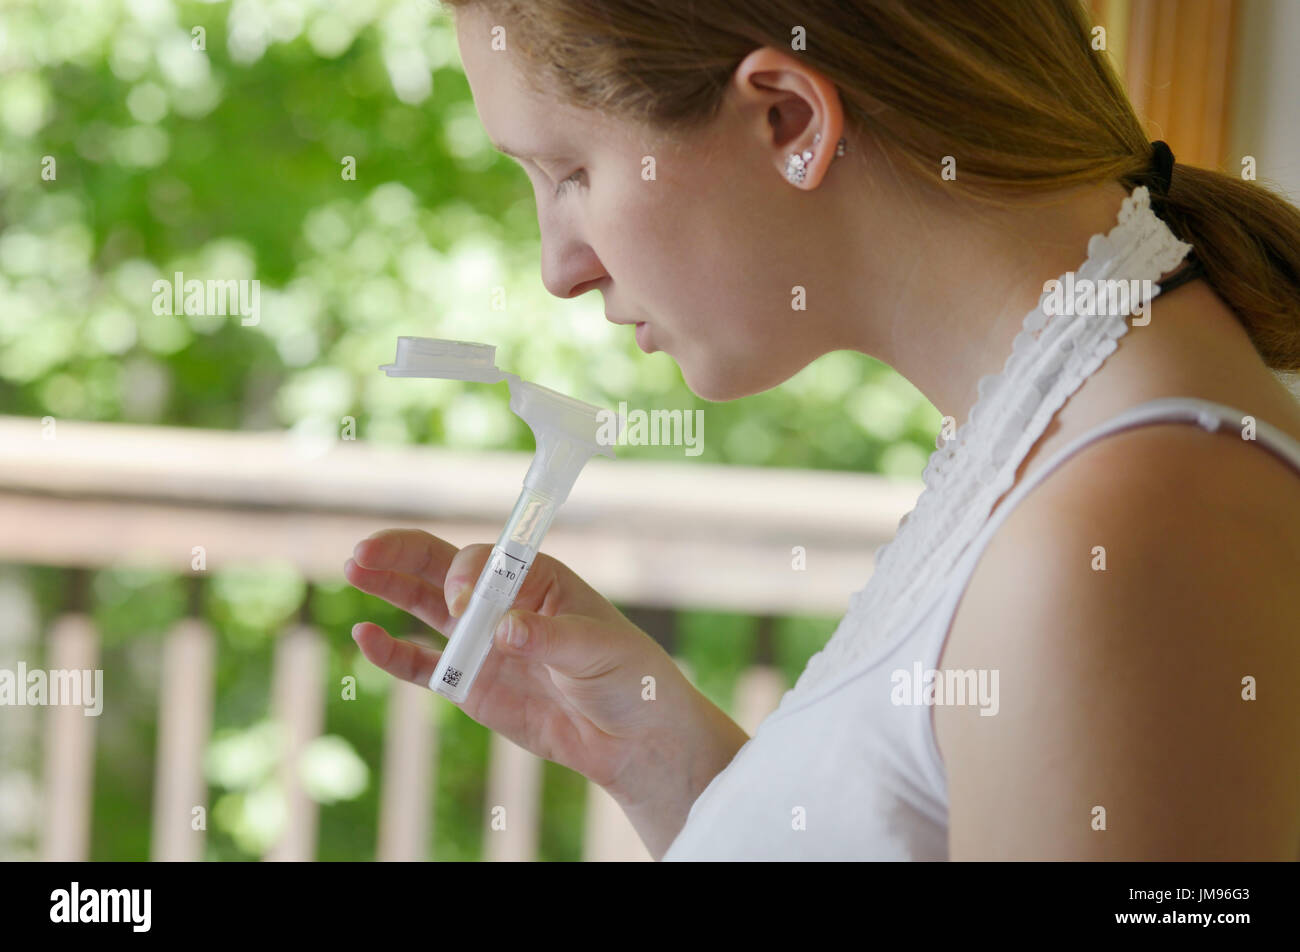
[453,6,866,401]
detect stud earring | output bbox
[820,131,847,156]
[784,132,848,185]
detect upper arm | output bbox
[939,423,1300,860]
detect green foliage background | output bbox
[0,0,938,860]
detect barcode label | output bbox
[441,666,462,688]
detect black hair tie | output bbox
[1149,139,1175,196]
[1142,139,1205,298]
[1144,141,1201,295]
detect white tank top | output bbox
[662,187,1300,861]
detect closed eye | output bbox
[554,168,585,197]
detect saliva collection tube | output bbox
[379,337,618,703]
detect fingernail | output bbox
[506,614,528,648]
[448,583,469,616]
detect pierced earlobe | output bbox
[784,131,848,186]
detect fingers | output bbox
[344,557,453,633]
[352,529,458,585]
[348,529,573,633]
[492,609,620,680]
[443,545,568,619]
[440,542,495,616]
[351,621,440,688]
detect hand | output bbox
[343,528,712,796]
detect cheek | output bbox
[597,181,775,328]
[591,181,703,309]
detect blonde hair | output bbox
[443,0,1300,372]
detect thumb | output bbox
[494,610,617,678]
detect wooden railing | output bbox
[0,415,920,861]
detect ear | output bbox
[730,46,846,189]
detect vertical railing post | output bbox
[377,628,439,862]
[264,586,326,862]
[483,734,542,861]
[733,615,787,735]
[151,577,215,861]
[40,568,99,861]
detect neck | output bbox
[842,179,1133,430]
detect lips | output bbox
[606,313,651,350]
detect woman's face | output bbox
[454,7,860,401]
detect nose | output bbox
[538,223,607,299]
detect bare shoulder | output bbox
[936,421,1300,860]
[1000,416,1300,563]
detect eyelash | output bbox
[554,169,585,197]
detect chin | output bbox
[681,359,773,402]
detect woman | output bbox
[343,1,1300,859]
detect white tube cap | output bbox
[379,337,507,383]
